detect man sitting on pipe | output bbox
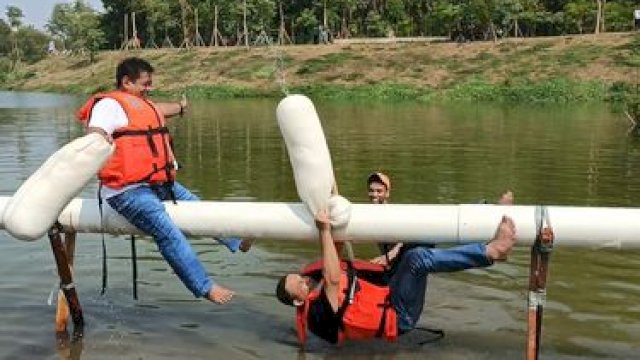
[77,57,250,305]
[275,208,517,345]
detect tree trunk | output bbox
[602,0,606,33]
[323,0,327,28]
[490,22,497,42]
[243,0,248,47]
[594,0,602,34]
[179,0,190,45]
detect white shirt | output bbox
[88,98,128,136]
[635,10,640,20]
[88,98,141,198]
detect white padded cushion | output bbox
[328,195,352,228]
[3,133,114,240]
[277,95,335,215]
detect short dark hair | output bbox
[275,274,295,306]
[367,172,391,190]
[116,57,154,88]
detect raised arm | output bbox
[315,209,341,311]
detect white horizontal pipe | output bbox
[1,196,639,248]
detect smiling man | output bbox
[76,57,249,305]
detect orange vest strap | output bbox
[295,263,398,345]
[76,91,176,189]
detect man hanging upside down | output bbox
[275,205,517,345]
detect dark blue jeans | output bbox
[389,243,491,333]
[106,182,240,298]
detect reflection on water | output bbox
[1,92,639,359]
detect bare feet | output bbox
[486,216,517,262]
[497,190,514,205]
[207,285,235,305]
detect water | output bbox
[1,91,639,359]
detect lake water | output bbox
[0,91,639,359]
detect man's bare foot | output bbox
[239,239,253,253]
[497,190,514,205]
[207,285,235,305]
[486,216,517,261]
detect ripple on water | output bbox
[2,96,640,359]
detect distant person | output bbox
[48,40,58,55]
[76,57,251,305]
[635,9,640,30]
[318,25,329,45]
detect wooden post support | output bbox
[277,1,292,45]
[526,207,554,360]
[55,231,77,333]
[120,13,128,50]
[49,223,84,334]
[243,0,249,48]
[179,0,193,49]
[194,8,206,47]
[122,12,141,50]
[210,5,221,46]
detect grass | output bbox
[438,78,608,103]
[1,32,637,104]
[295,52,358,75]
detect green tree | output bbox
[142,0,175,47]
[365,10,388,37]
[295,8,319,43]
[0,19,11,56]
[386,0,411,36]
[431,0,463,38]
[100,0,150,49]
[5,5,24,69]
[5,5,23,29]
[604,1,636,32]
[15,26,49,63]
[48,1,105,62]
[565,0,595,34]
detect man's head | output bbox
[276,273,311,307]
[367,172,391,204]
[116,57,154,97]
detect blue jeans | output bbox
[389,243,492,333]
[106,182,241,298]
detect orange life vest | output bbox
[296,259,398,345]
[76,91,176,189]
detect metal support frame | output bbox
[526,206,554,360]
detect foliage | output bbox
[5,5,23,29]
[15,26,50,63]
[48,1,105,62]
[1,6,50,70]
[0,19,11,55]
[88,0,638,49]
[295,8,319,44]
[439,77,608,103]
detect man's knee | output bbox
[404,246,431,258]
[172,182,199,201]
[404,246,435,271]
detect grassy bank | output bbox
[1,32,639,104]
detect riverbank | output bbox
[1,32,638,103]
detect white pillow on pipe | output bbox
[3,133,114,241]
[277,95,335,216]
